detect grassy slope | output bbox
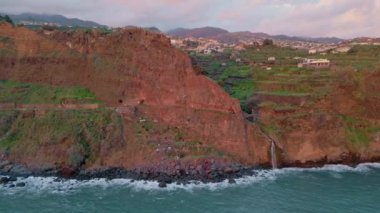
[0,109,123,167]
[192,45,380,147]
[0,80,100,104]
[0,80,117,167]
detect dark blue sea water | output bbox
[1,163,380,213]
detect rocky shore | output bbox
[3,157,380,188]
[0,159,262,188]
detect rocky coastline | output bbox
[2,156,380,188]
[0,159,261,188]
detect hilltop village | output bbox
[169,33,380,74]
[170,35,380,56]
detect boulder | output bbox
[158,182,167,188]
[16,182,26,187]
[228,178,236,184]
[0,177,9,184]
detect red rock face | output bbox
[1,23,379,171]
[0,24,270,169]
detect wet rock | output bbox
[196,165,203,173]
[141,172,149,179]
[10,164,31,176]
[0,177,9,184]
[2,164,13,173]
[0,160,11,169]
[232,166,240,173]
[228,178,236,184]
[16,182,26,187]
[223,167,234,174]
[158,182,167,188]
[8,184,15,188]
[8,176,17,182]
[59,167,76,178]
[53,178,62,182]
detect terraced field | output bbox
[191,45,380,141]
[192,45,380,111]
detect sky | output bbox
[0,0,379,38]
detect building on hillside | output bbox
[299,59,330,69]
[268,57,276,62]
[308,49,317,54]
[332,46,351,54]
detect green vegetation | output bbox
[190,46,335,113]
[0,109,123,166]
[0,35,16,57]
[170,140,225,160]
[0,15,14,26]
[192,44,380,150]
[242,45,308,65]
[192,45,380,121]
[263,39,274,46]
[340,115,380,147]
[259,101,299,111]
[262,122,281,136]
[0,110,19,138]
[0,35,12,43]
[91,54,116,72]
[0,80,100,104]
[190,52,256,113]
[326,45,380,71]
[256,91,310,97]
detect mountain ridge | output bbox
[4,12,107,28]
[168,26,345,44]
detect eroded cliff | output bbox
[1,23,379,178]
[0,23,270,175]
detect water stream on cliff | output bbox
[271,141,278,169]
[1,163,380,212]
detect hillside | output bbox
[167,27,269,43]
[0,22,379,180]
[0,22,268,179]
[6,13,106,28]
[213,31,270,43]
[168,26,345,44]
[191,44,380,167]
[272,35,344,44]
[168,27,229,38]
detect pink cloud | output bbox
[256,0,380,38]
[0,0,378,37]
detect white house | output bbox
[299,59,331,69]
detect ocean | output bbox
[1,163,380,213]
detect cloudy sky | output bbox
[0,0,379,38]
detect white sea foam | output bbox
[1,163,380,193]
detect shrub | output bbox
[0,15,14,26]
[263,39,274,46]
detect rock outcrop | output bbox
[0,23,270,173]
[0,22,379,177]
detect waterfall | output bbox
[271,141,278,169]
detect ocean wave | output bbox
[1,163,380,193]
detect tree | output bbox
[263,39,274,46]
[0,15,14,26]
